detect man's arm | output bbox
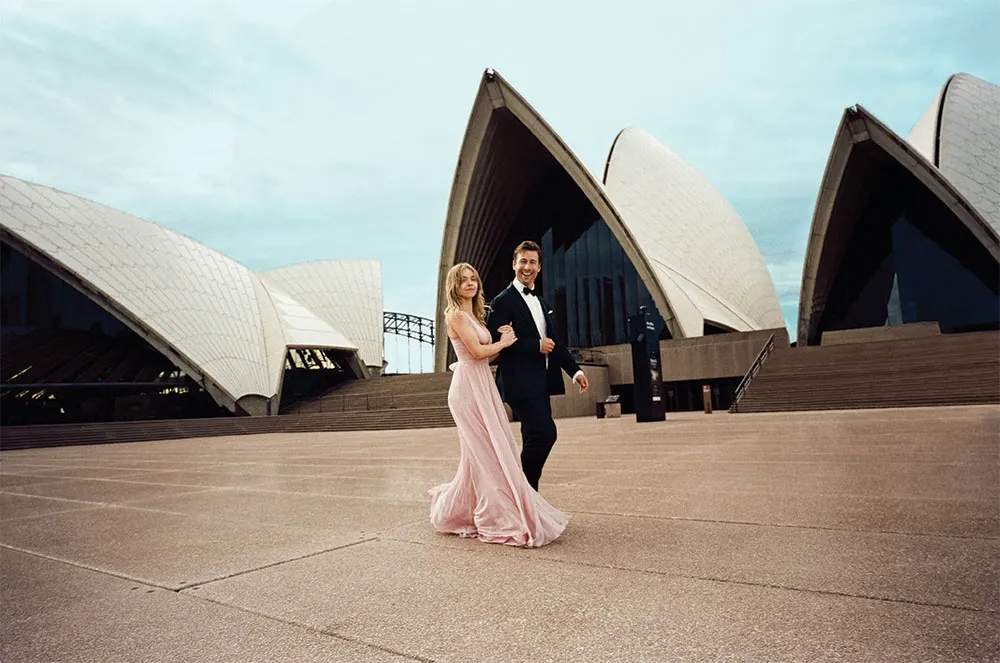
[540,303,580,377]
[559,345,589,392]
[543,306,587,391]
[553,343,582,380]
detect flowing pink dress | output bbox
[429,311,568,547]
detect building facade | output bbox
[798,73,999,346]
[0,175,382,424]
[434,69,783,374]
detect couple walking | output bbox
[429,240,589,547]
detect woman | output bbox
[428,263,569,547]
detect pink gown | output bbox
[429,311,569,547]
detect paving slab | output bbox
[0,493,105,522]
[161,461,444,480]
[3,478,220,505]
[0,548,405,663]
[335,464,457,483]
[387,512,999,611]
[193,538,999,662]
[0,504,375,589]
[0,464,178,481]
[1,459,224,471]
[269,475,435,502]
[97,468,343,490]
[564,461,998,500]
[0,405,996,662]
[0,473,61,489]
[128,487,426,531]
[535,482,998,537]
[269,454,454,468]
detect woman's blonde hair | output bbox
[444,262,487,324]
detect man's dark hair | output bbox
[513,240,541,262]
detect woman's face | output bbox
[458,268,479,300]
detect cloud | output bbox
[2,0,997,346]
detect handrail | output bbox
[569,347,608,366]
[730,334,776,413]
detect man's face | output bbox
[513,250,540,289]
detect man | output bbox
[487,240,589,491]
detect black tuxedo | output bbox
[487,283,581,490]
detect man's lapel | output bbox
[538,295,555,337]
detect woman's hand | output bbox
[497,324,513,335]
[499,328,517,348]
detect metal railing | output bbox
[729,334,776,413]
[569,347,608,366]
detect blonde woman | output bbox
[428,263,568,547]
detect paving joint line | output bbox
[3,475,237,491]
[187,594,435,662]
[385,538,996,615]
[568,509,1000,541]
[0,490,117,507]
[178,537,379,590]
[0,542,431,660]
[0,503,108,524]
[0,536,380,595]
[2,471,446,489]
[1,486,223,509]
[0,543,180,591]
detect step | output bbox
[0,406,457,450]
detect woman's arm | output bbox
[487,296,539,356]
[447,313,515,360]
[485,324,514,362]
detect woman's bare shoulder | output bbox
[444,310,470,328]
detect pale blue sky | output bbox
[2,1,997,371]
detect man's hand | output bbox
[574,372,589,393]
[539,337,555,354]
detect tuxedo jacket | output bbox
[486,283,581,402]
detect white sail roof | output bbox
[0,175,364,413]
[603,128,785,335]
[261,260,383,368]
[907,73,1000,236]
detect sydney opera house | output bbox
[0,175,384,425]
[799,72,999,346]
[435,69,997,413]
[1,68,996,433]
[434,69,787,411]
[435,70,784,348]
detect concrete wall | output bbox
[591,327,789,384]
[551,365,610,419]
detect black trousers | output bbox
[507,395,557,491]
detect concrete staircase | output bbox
[1,372,457,450]
[284,372,452,415]
[733,330,1000,413]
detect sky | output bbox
[2,0,998,372]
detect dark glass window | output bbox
[0,241,229,424]
[820,171,998,335]
[459,109,668,350]
[488,166,665,348]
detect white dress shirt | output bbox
[513,279,547,339]
[512,279,584,383]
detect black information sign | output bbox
[628,306,666,422]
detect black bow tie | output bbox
[521,286,536,296]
